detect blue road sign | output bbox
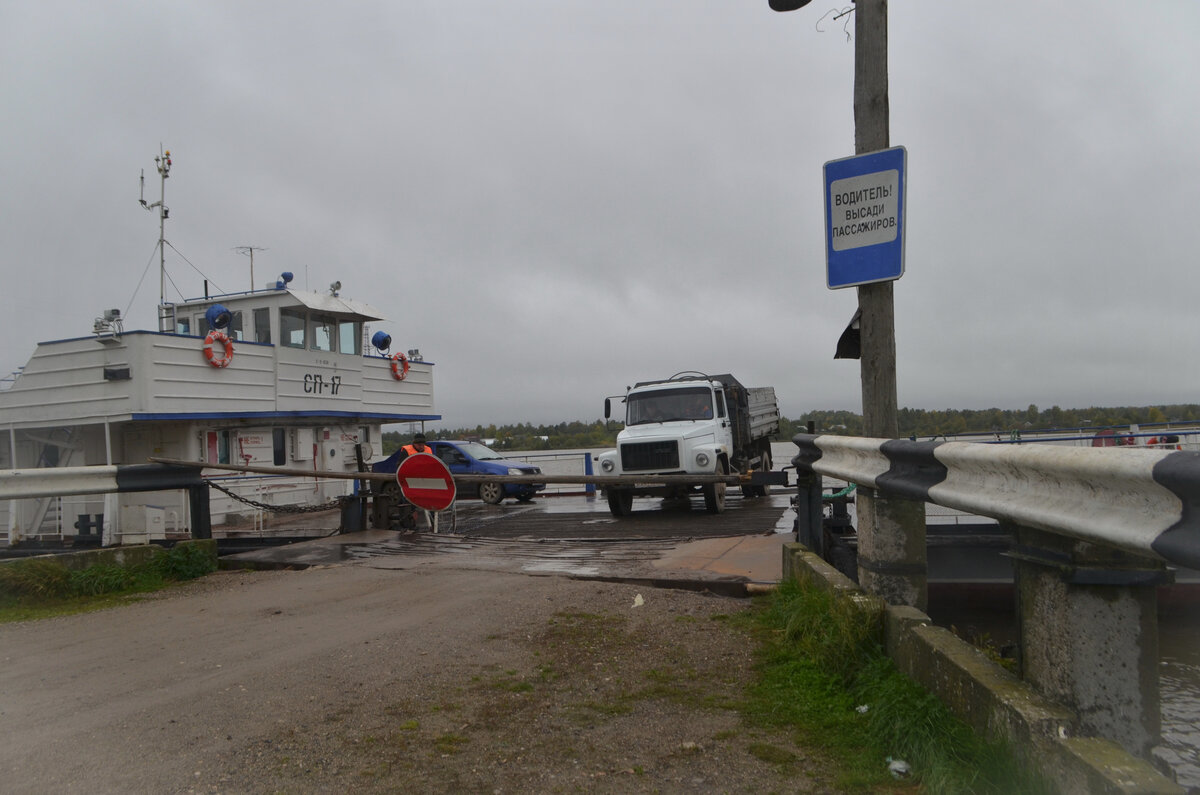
[824,146,907,289]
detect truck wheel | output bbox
[478,481,505,505]
[703,463,727,514]
[757,448,772,497]
[607,488,633,517]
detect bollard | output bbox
[73,513,104,537]
[339,495,367,532]
[189,483,212,540]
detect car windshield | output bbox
[454,441,505,460]
[626,386,713,425]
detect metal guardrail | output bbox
[791,432,1200,570]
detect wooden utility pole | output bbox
[851,0,927,610]
[854,0,896,440]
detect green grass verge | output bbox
[0,544,217,622]
[743,578,1053,794]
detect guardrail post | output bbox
[1011,523,1168,758]
[792,471,824,554]
[855,487,927,612]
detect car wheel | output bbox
[478,481,505,505]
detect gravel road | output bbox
[1,563,836,793]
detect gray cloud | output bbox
[2,1,1197,428]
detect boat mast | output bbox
[139,148,172,330]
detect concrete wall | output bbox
[782,542,1182,795]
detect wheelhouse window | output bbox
[176,316,191,335]
[309,314,336,353]
[278,307,361,353]
[254,308,271,344]
[338,320,361,355]
[280,307,306,348]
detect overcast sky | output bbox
[2,1,1198,429]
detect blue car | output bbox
[373,440,545,504]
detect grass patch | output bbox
[432,732,469,755]
[745,578,1052,794]
[748,742,798,768]
[0,543,217,622]
[492,676,534,693]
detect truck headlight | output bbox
[600,459,614,472]
[695,452,710,468]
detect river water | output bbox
[506,442,1200,788]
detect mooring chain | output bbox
[206,480,352,514]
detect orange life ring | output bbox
[390,351,410,381]
[203,330,234,368]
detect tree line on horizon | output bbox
[382,403,1200,452]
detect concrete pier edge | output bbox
[781,542,1182,795]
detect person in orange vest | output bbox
[401,432,430,458]
[393,432,433,530]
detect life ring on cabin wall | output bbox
[203,330,235,368]
[390,351,410,381]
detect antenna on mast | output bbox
[138,146,172,327]
[234,246,268,292]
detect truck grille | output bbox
[620,441,679,471]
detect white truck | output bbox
[594,372,781,517]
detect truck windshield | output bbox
[626,387,713,425]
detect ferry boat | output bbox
[0,150,438,547]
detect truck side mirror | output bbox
[604,398,611,420]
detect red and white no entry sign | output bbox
[395,452,456,511]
